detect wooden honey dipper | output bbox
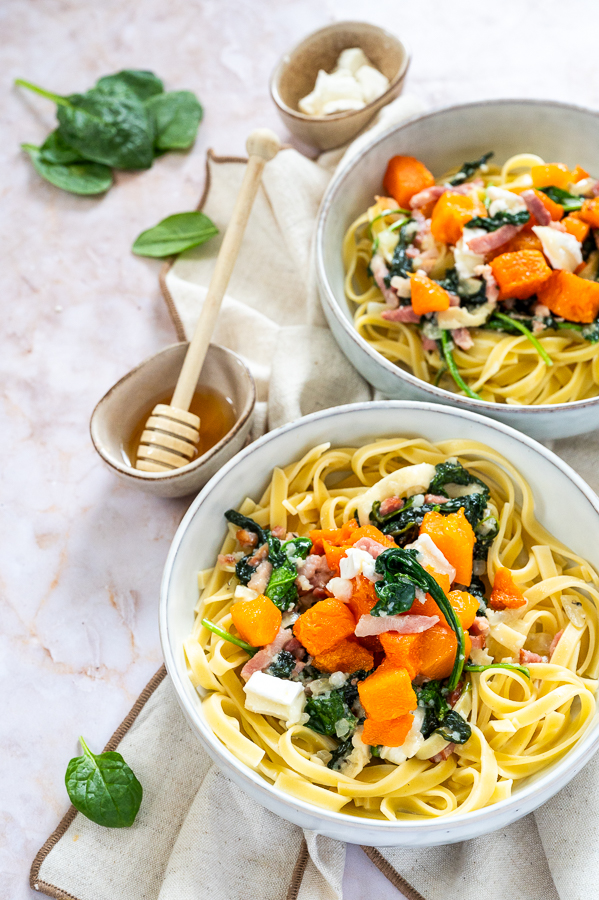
[136,128,281,472]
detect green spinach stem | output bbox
[440,331,482,400]
[491,312,553,367]
[15,78,69,106]
[201,617,257,655]
[465,663,530,679]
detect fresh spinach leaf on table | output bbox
[132,211,218,257]
[21,144,113,195]
[65,736,142,828]
[96,69,164,101]
[38,130,87,164]
[146,90,203,151]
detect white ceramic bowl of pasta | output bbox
[161,401,599,847]
[316,99,599,440]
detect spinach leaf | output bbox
[383,221,415,284]
[306,691,357,736]
[434,709,472,743]
[468,575,487,603]
[132,211,218,258]
[146,91,203,151]
[465,209,529,231]
[267,650,296,678]
[283,536,312,561]
[96,69,164,101]
[21,144,113,195]
[371,577,416,616]
[15,78,155,169]
[474,515,499,560]
[65,736,142,828]
[375,548,466,690]
[490,312,552,366]
[449,151,493,186]
[235,556,257,586]
[415,681,471,744]
[39,129,87,164]
[224,509,267,546]
[428,460,489,499]
[434,266,487,307]
[339,669,373,709]
[440,331,483,400]
[327,736,355,771]
[557,319,599,343]
[539,186,583,212]
[265,560,298,612]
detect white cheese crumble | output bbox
[405,533,456,582]
[339,547,378,582]
[243,672,306,727]
[486,186,526,216]
[532,226,582,272]
[298,47,389,117]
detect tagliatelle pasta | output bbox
[344,151,599,405]
[184,438,598,820]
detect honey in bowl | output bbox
[122,385,237,469]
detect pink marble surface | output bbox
[3,1,599,897]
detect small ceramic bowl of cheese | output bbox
[270,21,410,151]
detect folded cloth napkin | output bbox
[33,96,599,900]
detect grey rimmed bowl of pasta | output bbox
[160,401,599,846]
[315,99,599,440]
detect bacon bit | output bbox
[592,181,599,198]
[240,627,290,681]
[469,617,490,637]
[381,305,421,323]
[423,494,447,505]
[249,543,269,565]
[284,637,306,660]
[521,189,551,226]
[371,255,399,308]
[430,743,456,763]
[410,184,446,209]
[447,681,464,707]
[468,224,523,254]
[549,629,564,658]
[474,264,499,303]
[549,220,567,233]
[298,554,336,592]
[236,529,258,549]
[520,649,547,664]
[420,337,437,352]
[313,587,329,599]
[218,553,239,567]
[247,559,272,594]
[292,660,306,676]
[451,327,474,350]
[470,634,485,650]
[379,496,405,517]
[355,613,438,637]
[352,536,390,558]
[271,526,286,539]
[448,292,461,307]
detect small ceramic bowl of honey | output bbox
[91,342,255,497]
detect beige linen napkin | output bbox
[33,96,599,900]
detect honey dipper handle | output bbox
[171,128,281,412]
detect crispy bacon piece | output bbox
[247,560,272,594]
[355,613,438,637]
[379,496,405,517]
[520,649,547,664]
[236,529,258,549]
[521,189,551,226]
[240,627,291,681]
[371,255,399,308]
[468,224,523,254]
[424,493,448,505]
[352,536,389,558]
[297,554,335,592]
[451,327,474,350]
[381,305,421,323]
[430,743,456,763]
[549,629,564,657]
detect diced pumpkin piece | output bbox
[380,632,421,680]
[321,523,394,575]
[430,191,484,245]
[531,163,572,190]
[358,662,417,720]
[489,567,526,610]
[293,598,356,656]
[423,566,452,596]
[410,272,451,315]
[313,636,374,674]
[533,188,564,222]
[310,519,358,555]
[538,269,599,324]
[563,214,590,243]
[420,507,475,586]
[447,590,480,630]
[493,230,543,257]
[419,625,471,679]
[362,713,415,747]
[231,594,282,647]
[347,575,382,653]
[490,250,553,301]
[571,164,589,182]
[382,155,435,209]
[578,198,599,229]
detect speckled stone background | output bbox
[3,1,599,897]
